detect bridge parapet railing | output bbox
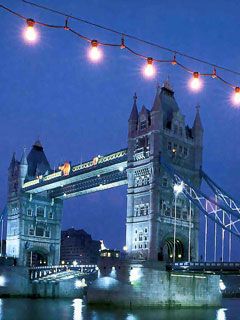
[169,261,240,272]
[29,264,98,280]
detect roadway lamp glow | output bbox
[219,279,226,291]
[75,279,87,288]
[72,260,78,267]
[173,181,184,195]
[0,276,6,287]
[88,40,102,62]
[23,19,38,43]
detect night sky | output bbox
[1,0,240,259]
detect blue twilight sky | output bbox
[1,0,240,259]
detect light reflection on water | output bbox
[0,298,237,320]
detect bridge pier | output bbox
[87,259,221,308]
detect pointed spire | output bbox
[9,152,16,170]
[20,148,28,166]
[34,139,43,149]
[152,83,162,111]
[10,152,16,165]
[163,76,173,91]
[193,104,203,131]
[129,92,138,121]
[140,104,148,115]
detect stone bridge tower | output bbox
[6,141,63,266]
[126,82,203,261]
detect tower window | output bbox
[27,209,32,216]
[45,230,50,238]
[36,207,44,218]
[140,121,147,130]
[36,227,44,237]
[49,212,53,219]
[184,147,188,156]
[28,228,34,236]
[162,177,168,187]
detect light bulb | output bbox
[143,57,156,78]
[189,72,202,92]
[88,40,102,62]
[23,19,38,44]
[232,87,240,106]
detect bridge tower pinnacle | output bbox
[6,141,63,266]
[126,82,203,261]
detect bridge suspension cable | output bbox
[161,158,240,262]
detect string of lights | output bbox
[1,2,240,106]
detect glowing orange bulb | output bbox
[189,72,202,92]
[23,19,38,44]
[88,40,102,62]
[232,87,240,106]
[143,57,156,78]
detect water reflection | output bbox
[72,299,83,320]
[0,298,236,320]
[217,308,227,320]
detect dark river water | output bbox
[0,298,238,320]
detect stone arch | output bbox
[26,245,49,267]
[160,234,188,262]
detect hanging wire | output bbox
[0,2,238,90]
[21,0,240,77]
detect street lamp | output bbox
[173,181,184,263]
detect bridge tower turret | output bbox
[6,141,63,266]
[126,82,203,261]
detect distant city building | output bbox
[60,228,101,265]
[100,249,120,259]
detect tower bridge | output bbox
[22,148,128,199]
[5,81,240,273]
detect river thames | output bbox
[0,298,237,320]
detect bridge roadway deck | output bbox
[22,149,128,199]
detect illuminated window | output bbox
[27,209,32,216]
[36,207,44,218]
[36,227,44,237]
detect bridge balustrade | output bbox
[29,264,98,280]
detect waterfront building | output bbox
[60,228,101,264]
